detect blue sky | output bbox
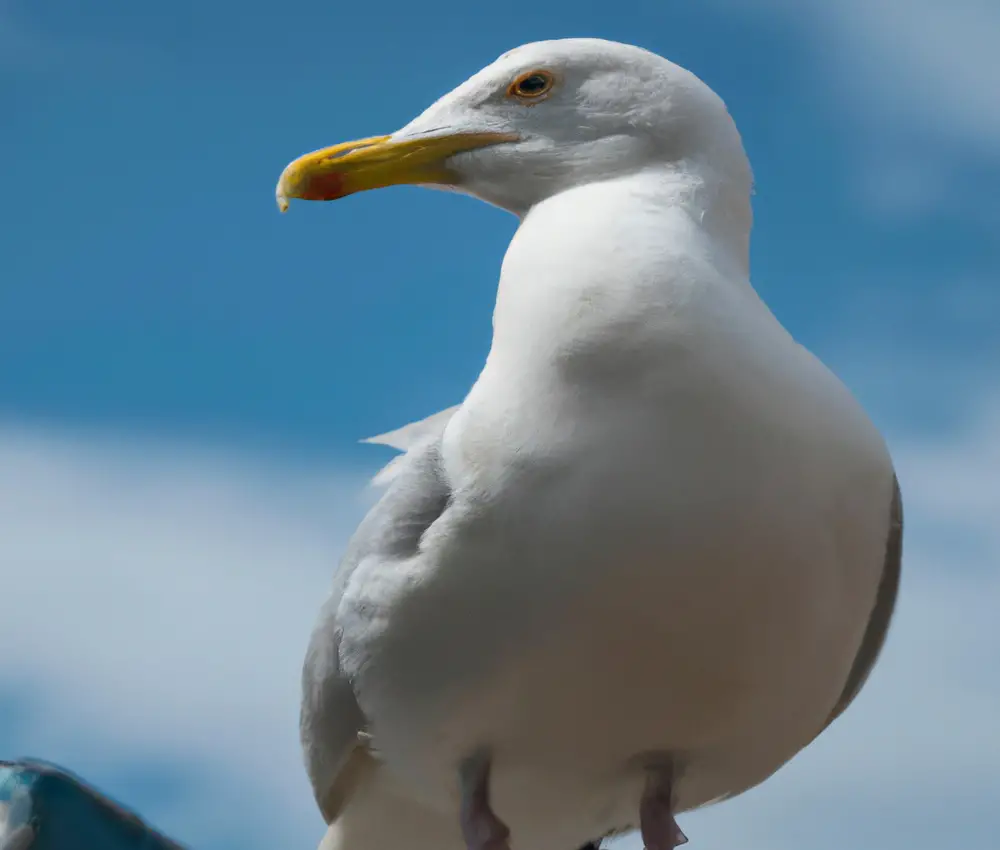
[1,0,998,848]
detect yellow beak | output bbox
[275,131,517,212]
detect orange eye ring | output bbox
[507,70,555,100]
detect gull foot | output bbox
[640,763,688,850]
[459,751,511,850]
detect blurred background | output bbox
[1,0,997,848]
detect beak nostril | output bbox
[323,142,380,162]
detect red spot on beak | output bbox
[298,171,348,201]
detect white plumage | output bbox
[282,37,902,850]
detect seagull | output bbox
[276,37,902,850]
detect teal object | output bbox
[0,760,185,850]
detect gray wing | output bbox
[301,437,452,822]
[822,473,904,731]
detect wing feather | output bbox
[301,437,452,822]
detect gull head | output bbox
[276,38,749,216]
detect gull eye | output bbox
[508,70,555,100]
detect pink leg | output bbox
[459,752,511,850]
[640,765,688,850]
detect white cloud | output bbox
[713,0,1000,224]
[1,388,998,849]
[795,1,998,165]
[719,0,1000,153]
[824,0,1000,156]
[0,425,373,847]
